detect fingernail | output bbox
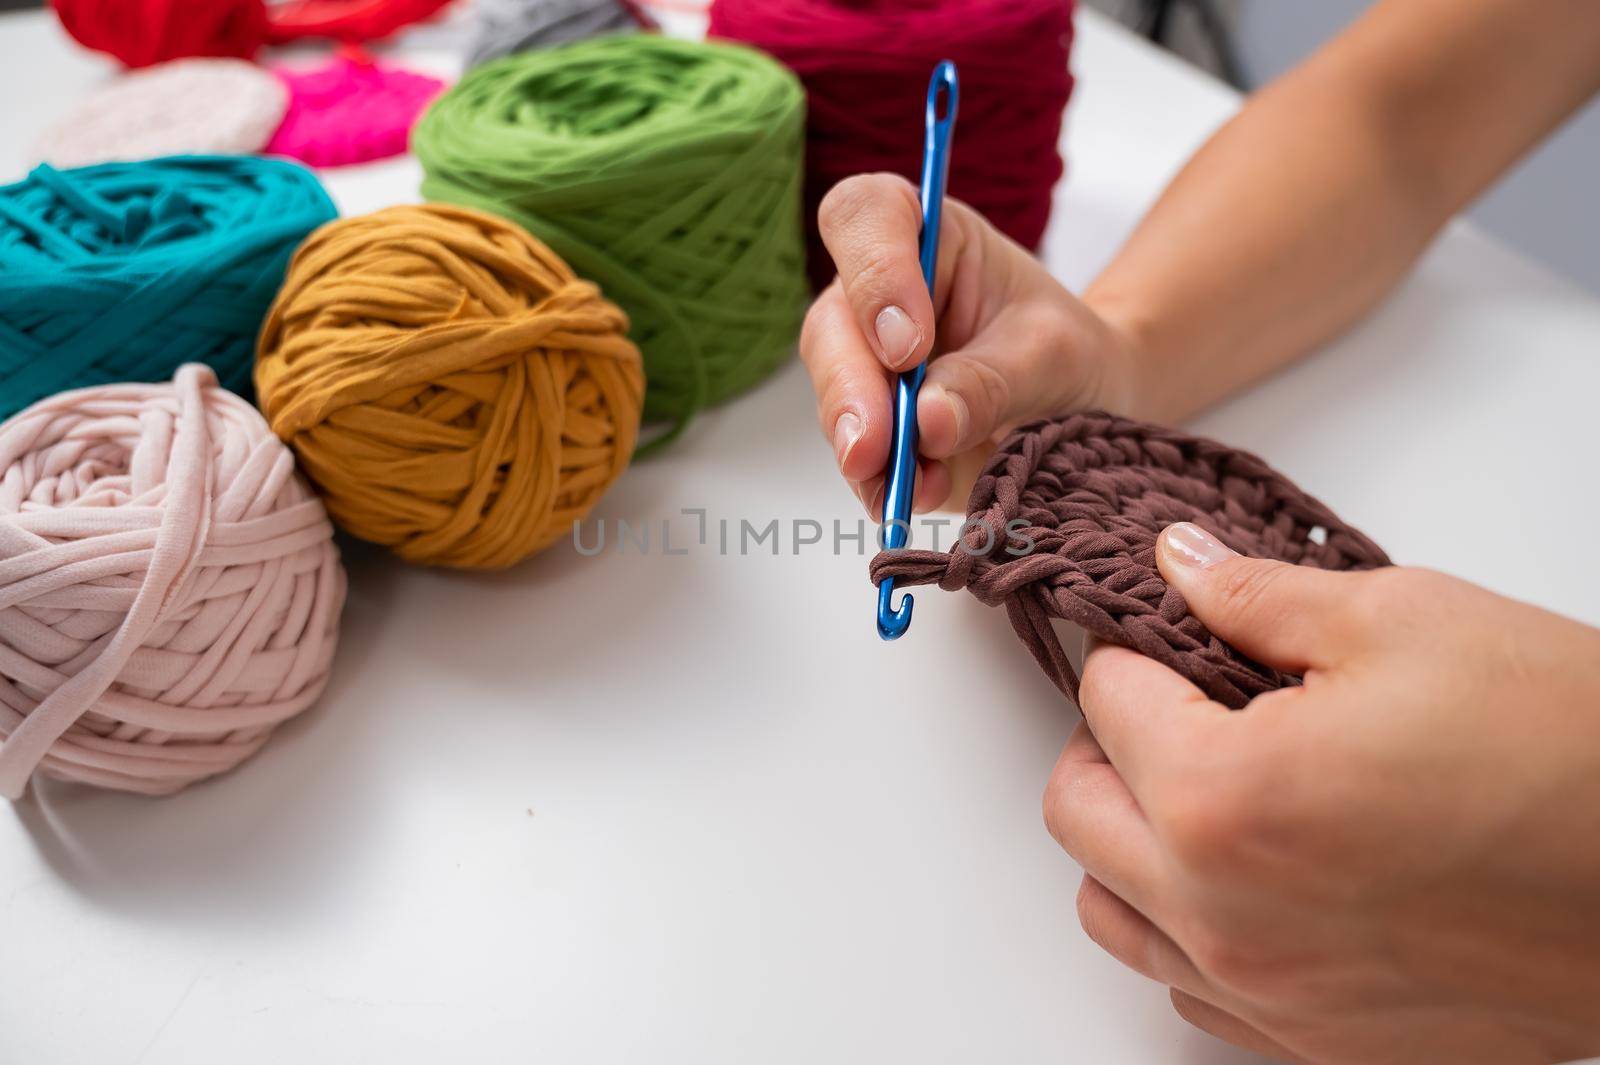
[850,480,871,513]
[1163,522,1237,569]
[929,385,968,445]
[863,481,885,516]
[833,411,862,469]
[874,305,922,369]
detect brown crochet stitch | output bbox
[869,413,1391,709]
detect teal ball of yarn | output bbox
[0,155,336,420]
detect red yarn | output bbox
[708,0,1076,288]
[51,0,454,68]
[263,0,455,44]
[53,0,265,67]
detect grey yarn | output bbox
[467,0,643,67]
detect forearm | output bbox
[1084,0,1600,425]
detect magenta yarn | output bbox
[267,53,446,168]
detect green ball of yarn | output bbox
[414,34,808,447]
[0,156,336,420]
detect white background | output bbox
[2,6,1599,1064]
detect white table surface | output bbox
[4,7,1599,1065]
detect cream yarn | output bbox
[0,365,345,798]
[34,58,289,168]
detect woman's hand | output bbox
[1049,523,1600,1064]
[799,173,1143,514]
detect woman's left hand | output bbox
[1049,522,1600,1065]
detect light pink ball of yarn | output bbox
[0,365,346,799]
[34,58,289,168]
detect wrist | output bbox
[1080,285,1173,424]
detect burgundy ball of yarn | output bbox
[871,413,1392,710]
[708,0,1076,288]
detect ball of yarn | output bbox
[34,58,289,169]
[51,0,454,69]
[0,364,346,799]
[255,204,645,569]
[0,156,338,423]
[414,34,807,447]
[267,53,445,168]
[467,0,650,67]
[261,0,454,43]
[709,0,1076,288]
[870,413,1391,709]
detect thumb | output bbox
[1156,522,1359,673]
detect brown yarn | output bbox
[870,413,1391,709]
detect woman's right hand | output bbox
[799,173,1145,514]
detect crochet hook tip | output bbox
[877,580,914,641]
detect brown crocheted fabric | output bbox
[869,413,1391,709]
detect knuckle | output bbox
[1157,732,1349,904]
[846,253,904,307]
[1349,564,1407,607]
[1041,770,1072,848]
[813,363,851,435]
[1075,658,1114,718]
[1364,564,1439,607]
[1184,928,1234,981]
[814,365,877,446]
[944,194,990,242]
[1014,296,1066,339]
[816,177,866,237]
[1169,987,1212,1030]
[796,317,824,375]
[1074,878,1108,945]
[940,357,1012,433]
[796,285,840,365]
[1041,762,1097,855]
[1076,645,1142,719]
[817,173,913,243]
[1153,767,1267,879]
[1075,876,1126,953]
[1213,560,1290,627]
[1186,930,1272,993]
[815,352,852,406]
[1171,980,1282,1039]
[1339,566,1437,642]
[1157,791,1232,873]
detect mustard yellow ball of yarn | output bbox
[255,204,644,569]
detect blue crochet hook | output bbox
[877,60,958,641]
